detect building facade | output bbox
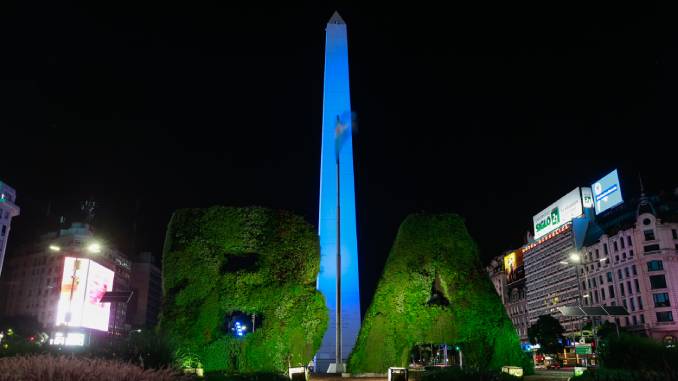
[128,251,162,328]
[580,201,678,342]
[0,180,20,278]
[487,249,529,342]
[0,222,132,337]
[524,224,583,333]
[490,179,678,347]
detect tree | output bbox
[595,321,624,341]
[528,315,565,355]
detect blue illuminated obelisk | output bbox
[316,11,360,373]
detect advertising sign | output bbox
[83,260,115,331]
[56,257,90,329]
[581,187,594,209]
[592,169,623,215]
[503,250,524,283]
[55,257,114,332]
[533,188,584,239]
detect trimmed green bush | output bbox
[348,214,530,374]
[159,206,328,374]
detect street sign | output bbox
[575,345,592,355]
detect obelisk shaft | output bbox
[316,11,361,373]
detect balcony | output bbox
[643,244,661,254]
[625,323,650,331]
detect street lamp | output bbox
[49,245,61,252]
[562,251,587,304]
[87,242,102,254]
[560,252,587,340]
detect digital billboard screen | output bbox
[55,257,114,331]
[532,187,584,239]
[592,169,623,215]
[503,250,524,283]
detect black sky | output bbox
[1,2,676,310]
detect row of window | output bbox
[610,309,673,326]
[593,235,633,258]
[585,275,670,308]
[588,226,678,261]
[584,265,637,292]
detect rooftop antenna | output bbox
[81,199,96,225]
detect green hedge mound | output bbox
[348,213,529,373]
[159,206,328,373]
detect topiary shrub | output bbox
[159,206,328,374]
[348,213,528,374]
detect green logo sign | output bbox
[536,207,560,233]
[575,345,592,355]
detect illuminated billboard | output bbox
[581,187,594,209]
[55,257,114,331]
[533,188,584,239]
[503,250,524,283]
[592,169,623,215]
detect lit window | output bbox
[647,260,664,271]
[653,293,671,308]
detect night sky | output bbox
[1,2,676,310]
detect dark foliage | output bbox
[204,371,290,381]
[0,316,44,338]
[527,315,565,355]
[421,367,522,381]
[572,367,677,381]
[597,334,678,374]
[593,321,624,341]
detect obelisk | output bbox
[316,11,361,373]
